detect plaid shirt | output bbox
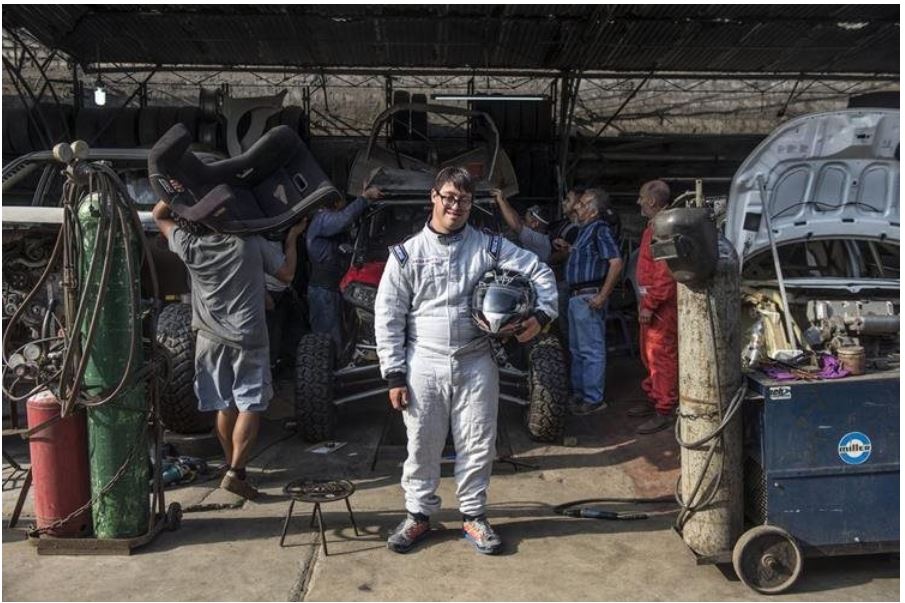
[565,219,620,287]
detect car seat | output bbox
[148,123,340,234]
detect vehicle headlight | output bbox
[343,282,377,313]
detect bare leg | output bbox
[216,409,239,467]
[230,411,261,471]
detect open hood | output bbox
[726,109,899,264]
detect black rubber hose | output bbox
[553,496,677,521]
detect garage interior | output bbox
[3,6,899,215]
[1,5,900,602]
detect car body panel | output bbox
[726,110,899,265]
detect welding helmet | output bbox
[471,269,536,335]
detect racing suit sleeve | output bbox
[374,247,413,386]
[496,237,558,323]
[310,197,368,238]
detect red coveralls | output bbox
[637,224,678,415]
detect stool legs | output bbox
[279,497,360,554]
[344,497,360,536]
[279,499,297,547]
[314,503,328,556]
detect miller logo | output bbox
[838,432,872,465]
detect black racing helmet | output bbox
[471,269,536,335]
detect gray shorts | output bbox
[194,331,272,413]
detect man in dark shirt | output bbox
[153,200,306,499]
[549,189,582,342]
[305,186,382,350]
[550,188,582,264]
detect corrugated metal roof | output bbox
[3,4,899,74]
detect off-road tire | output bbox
[156,303,213,434]
[295,333,336,442]
[524,333,568,442]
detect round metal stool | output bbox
[279,478,359,555]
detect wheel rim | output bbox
[735,527,803,594]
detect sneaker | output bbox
[462,516,503,555]
[571,400,608,416]
[636,413,676,435]
[626,403,655,418]
[387,513,431,553]
[220,471,259,500]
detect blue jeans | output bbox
[567,294,607,404]
[308,285,342,352]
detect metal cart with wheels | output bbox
[732,370,899,594]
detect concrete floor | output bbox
[2,358,899,601]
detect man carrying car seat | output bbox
[153,197,306,499]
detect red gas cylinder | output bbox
[26,390,92,537]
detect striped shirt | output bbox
[565,219,620,287]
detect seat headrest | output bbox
[148,123,192,177]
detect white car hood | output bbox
[726,109,899,264]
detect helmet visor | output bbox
[479,285,525,315]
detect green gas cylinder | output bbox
[78,192,149,538]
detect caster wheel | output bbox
[165,502,183,532]
[732,525,803,594]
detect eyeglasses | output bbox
[435,191,473,208]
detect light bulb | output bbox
[94,77,106,106]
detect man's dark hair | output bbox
[173,214,214,236]
[434,166,475,194]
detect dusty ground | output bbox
[2,358,899,601]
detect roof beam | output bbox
[80,64,899,83]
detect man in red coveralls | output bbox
[629,180,678,435]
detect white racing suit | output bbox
[375,223,557,517]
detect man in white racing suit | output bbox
[375,166,557,555]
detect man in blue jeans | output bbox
[562,188,623,415]
[306,185,382,350]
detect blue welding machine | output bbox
[740,370,899,578]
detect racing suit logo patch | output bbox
[391,244,409,266]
